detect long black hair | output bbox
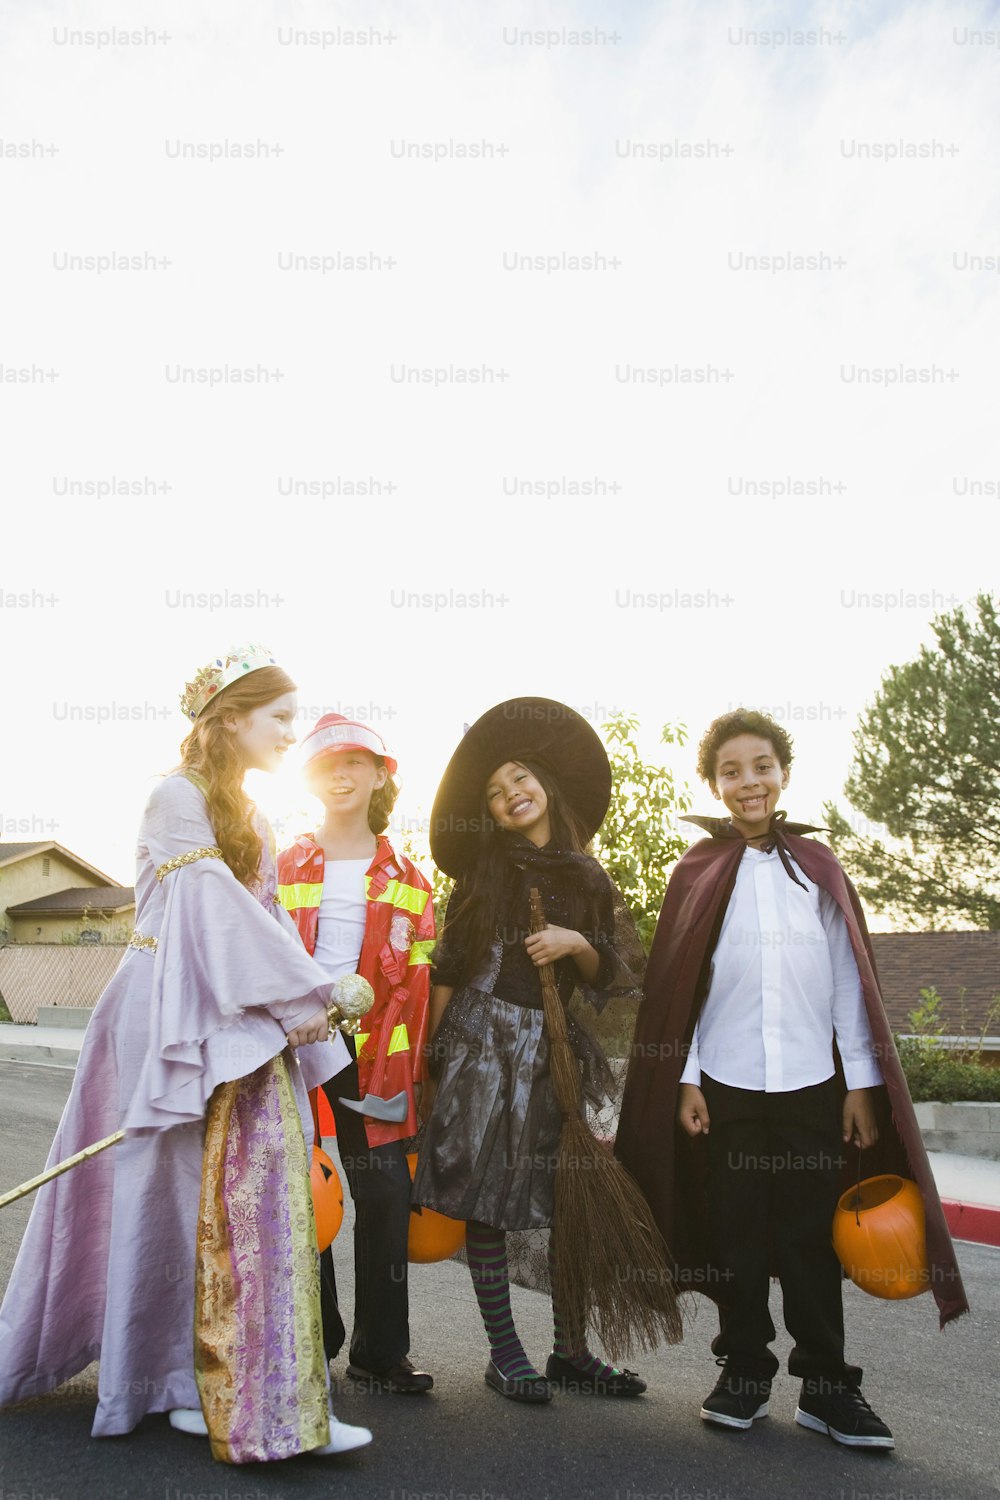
[437,755,599,984]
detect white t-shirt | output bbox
[312,857,369,980]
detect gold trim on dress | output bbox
[128,930,158,953]
[195,1057,329,1462]
[155,846,225,881]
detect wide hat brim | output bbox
[430,697,612,877]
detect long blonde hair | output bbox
[178,665,296,887]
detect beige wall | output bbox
[0,849,124,944]
[8,908,134,945]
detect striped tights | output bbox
[464,1221,619,1381]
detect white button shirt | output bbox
[678,845,884,1094]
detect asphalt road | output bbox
[1,1060,998,1500]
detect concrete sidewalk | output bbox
[0,1023,82,1067]
[927,1150,1000,1246]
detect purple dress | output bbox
[0,773,350,1442]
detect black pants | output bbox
[702,1074,861,1384]
[318,1053,412,1371]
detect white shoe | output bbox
[311,1415,374,1454]
[169,1407,208,1436]
[169,1402,370,1455]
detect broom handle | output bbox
[528,888,563,1026]
[529,887,582,1115]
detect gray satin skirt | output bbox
[411,984,608,1232]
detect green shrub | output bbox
[896,1037,1000,1103]
[893,983,1000,1101]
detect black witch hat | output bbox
[430,697,612,877]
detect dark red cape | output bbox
[614,819,969,1328]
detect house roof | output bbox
[6,886,136,917]
[0,842,50,862]
[871,931,1000,1036]
[0,841,123,887]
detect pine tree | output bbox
[824,593,1000,929]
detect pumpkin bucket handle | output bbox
[850,1145,864,1227]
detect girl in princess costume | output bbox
[414,697,679,1403]
[0,645,373,1461]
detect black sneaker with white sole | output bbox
[700,1361,771,1430]
[795,1379,895,1449]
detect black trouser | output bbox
[702,1074,861,1384]
[318,1051,412,1371]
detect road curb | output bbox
[941,1197,1000,1247]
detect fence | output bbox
[0,944,126,1023]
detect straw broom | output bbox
[530,887,683,1360]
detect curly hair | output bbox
[177,664,296,888]
[696,708,794,785]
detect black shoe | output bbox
[544,1352,646,1397]
[700,1361,771,1430]
[795,1379,894,1449]
[484,1359,552,1404]
[346,1356,434,1394]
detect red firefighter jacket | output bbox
[276,832,435,1147]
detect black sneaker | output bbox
[700,1361,771,1430]
[795,1379,895,1449]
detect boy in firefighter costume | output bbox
[277,715,435,1393]
[0,647,372,1461]
[616,708,968,1448]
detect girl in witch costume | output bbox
[0,646,373,1462]
[414,697,676,1403]
[616,708,969,1449]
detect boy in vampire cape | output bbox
[616,709,967,1450]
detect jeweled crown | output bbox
[180,643,279,721]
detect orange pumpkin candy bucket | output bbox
[832,1174,929,1301]
[310,1145,345,1252]
[406,1152,466,1263]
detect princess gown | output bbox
[0,772,351,1449]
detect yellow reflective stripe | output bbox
[364,876,429,915]
[354,1023,410,1056]
[388,1023,410,1056]
[276,882,323,910]
[408,940,434,966]
[279,873,428,915]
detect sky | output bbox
[2,0,998,901]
